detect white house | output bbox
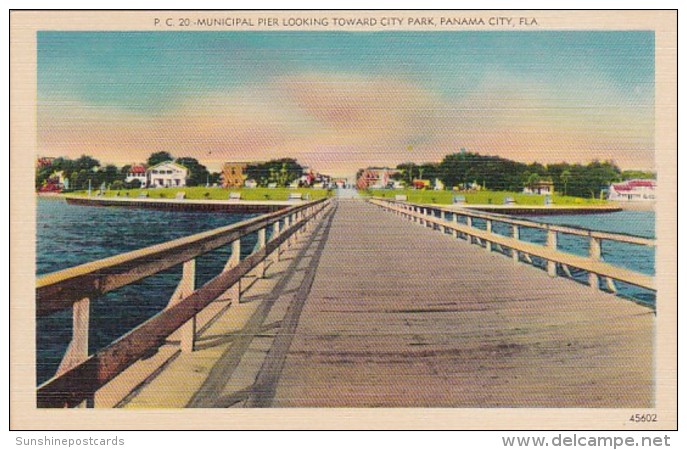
[608,179,656,202]
[146,161,188,188]
[523,180,555,195]
[125,164,147,187]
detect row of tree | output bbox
[244,158,304,187]
[36,153,310,191]
[389,152,655,198]
[36,152,222,191]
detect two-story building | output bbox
[146,161,188,188]
[356,167,398,190]
[221,162,248,188]
[608,179,656,202]
[125,164,147,187]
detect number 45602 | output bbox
[629,414,657,422]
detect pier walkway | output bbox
[119,199,653,408]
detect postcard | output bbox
[10,10,676,430]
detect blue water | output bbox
[36,198,261,385]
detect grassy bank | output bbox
[362,189,608,206]
[69,187,333,201]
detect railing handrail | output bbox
[36,198,327,317]
[37,198,333,407]
[369,198,655,292]
[374,198,655,247]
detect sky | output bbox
[38,31,655,177]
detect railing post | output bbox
[287,214,294,246]
[452,213,458,237]
[56,297,90,377]
[512,225,520,263]
[224,239,241,303]
[440,210,446,233]
[485,219,493,252]
[284,216,292,248]
[298,211,306,235]
[466,216,473,244]
[589,237,601,289]
[301,209,308,233]
[301,210,307,234]
[272,221,281,262]
[257,227,266,278]
[547,227,557,277]
[168,258,196,352]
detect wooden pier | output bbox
[36,198,655,408]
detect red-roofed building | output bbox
[608,179,656,202]
[126,164,148,187]
[356,167,398,190]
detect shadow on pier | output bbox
[121,199,653,408]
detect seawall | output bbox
[64,196,296,213]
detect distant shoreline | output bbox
[60,195,300,213]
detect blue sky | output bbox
[38,31,655,174]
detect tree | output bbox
[621,170,656,180]
[73,155,100,172]
[418,163,439,184]
[147,151,174,167]
[395,162,417,186]
[208,172,222,185]
[560,169,571,196]
[126,179,142,189]
[71,169,91,190]
[245,159,303,187]
[526,173,541,192]
[175,157,210,187]
[99,164,121,186]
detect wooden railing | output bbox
[36,198,332,408]
[369,198,655,294]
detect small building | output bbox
[221,162,248,189]
[608,179,656,202]
[244,179,258,188]
[126,164,147,187]
[146,161,188,188]
[356,167,398,190]
[412,179,430,189]
[523,180,555,195]
[36,156,55,169]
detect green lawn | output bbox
[362,189,608,206]
[68,187,333,201]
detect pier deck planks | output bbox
[124,199,654,408]
[269,200,654,407]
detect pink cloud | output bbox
[38,72,654,177]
